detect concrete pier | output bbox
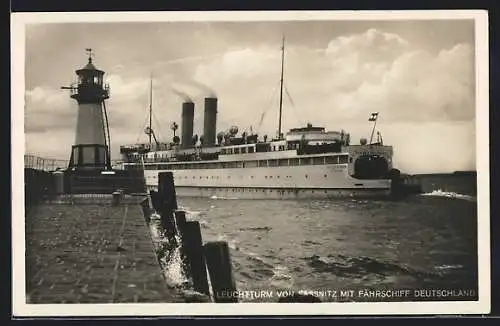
[25,198,183,303]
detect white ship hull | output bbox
[142,163,392,199]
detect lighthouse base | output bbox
[62,169,146,195]
[69,144,110,170]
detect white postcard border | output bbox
[11,9,490,316]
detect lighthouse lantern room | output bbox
[62,49,112,171]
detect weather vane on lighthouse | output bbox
[85,48,94,63]
[61,49,112,171]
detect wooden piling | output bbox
[174,210,189,276]
[149,190,161,213]
[183,221,210,296]
[139,197,152,224]
[157,172,178,245]
[203,241,238,303]
[158,172,178,210]
[174,210,187,237]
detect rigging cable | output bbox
[284,85,304,126]
[254,81,280,132]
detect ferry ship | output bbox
[119,38,398,199]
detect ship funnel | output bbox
[181,101,195,149]
[203,97,217,147]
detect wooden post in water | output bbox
[149,190,161,213]
[183,221,210,296]
[157,172,177,245]
[140,197,152,224]
[174,210,189,276]
[204,241,238,302]
[158,172,178,210]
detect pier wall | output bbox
[24,168,55,213]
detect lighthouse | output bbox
[62,49,111,171]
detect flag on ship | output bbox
[369,112,379,121]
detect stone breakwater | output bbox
[25,198,184,303]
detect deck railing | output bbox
[24,154,123,172]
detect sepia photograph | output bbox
[11,10,489,316]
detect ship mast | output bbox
[148,73,153,147]
[277,35,285,140]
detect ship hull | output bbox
[141,164,392,199]
[146,184,391,199]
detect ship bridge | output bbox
[285,123,345,145]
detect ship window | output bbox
[300,158,310,165]
[339,155,348,164]
[241,147,247,154]
[305,174,308,178]
[268,160,277,167]
[313,157,324,165]
[246,160,258,168]
[289,158,300,166]
[248,147,255,153]
[277,176,280,179]
[193,176,196,179]
[349,157,353,163]
[278,159,288,166]
[234,148,240,154]
[258,160,267,167]
[326,156,338,164]
[270,176,273,179]
[221,149,226,155]
[324,174,328,178]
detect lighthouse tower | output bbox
[62,49,111,171]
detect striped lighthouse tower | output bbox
[62,49,111,171]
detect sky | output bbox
[24,18,476,173]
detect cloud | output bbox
[24,87,76,134]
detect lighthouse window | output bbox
[81,147,96,165]
[93,76,99,84]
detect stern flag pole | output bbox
[369,112,379,145]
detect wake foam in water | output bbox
[209,195,240,200]
[270,265,294,288]
[420,189,476,202]
[304,254,444,281]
